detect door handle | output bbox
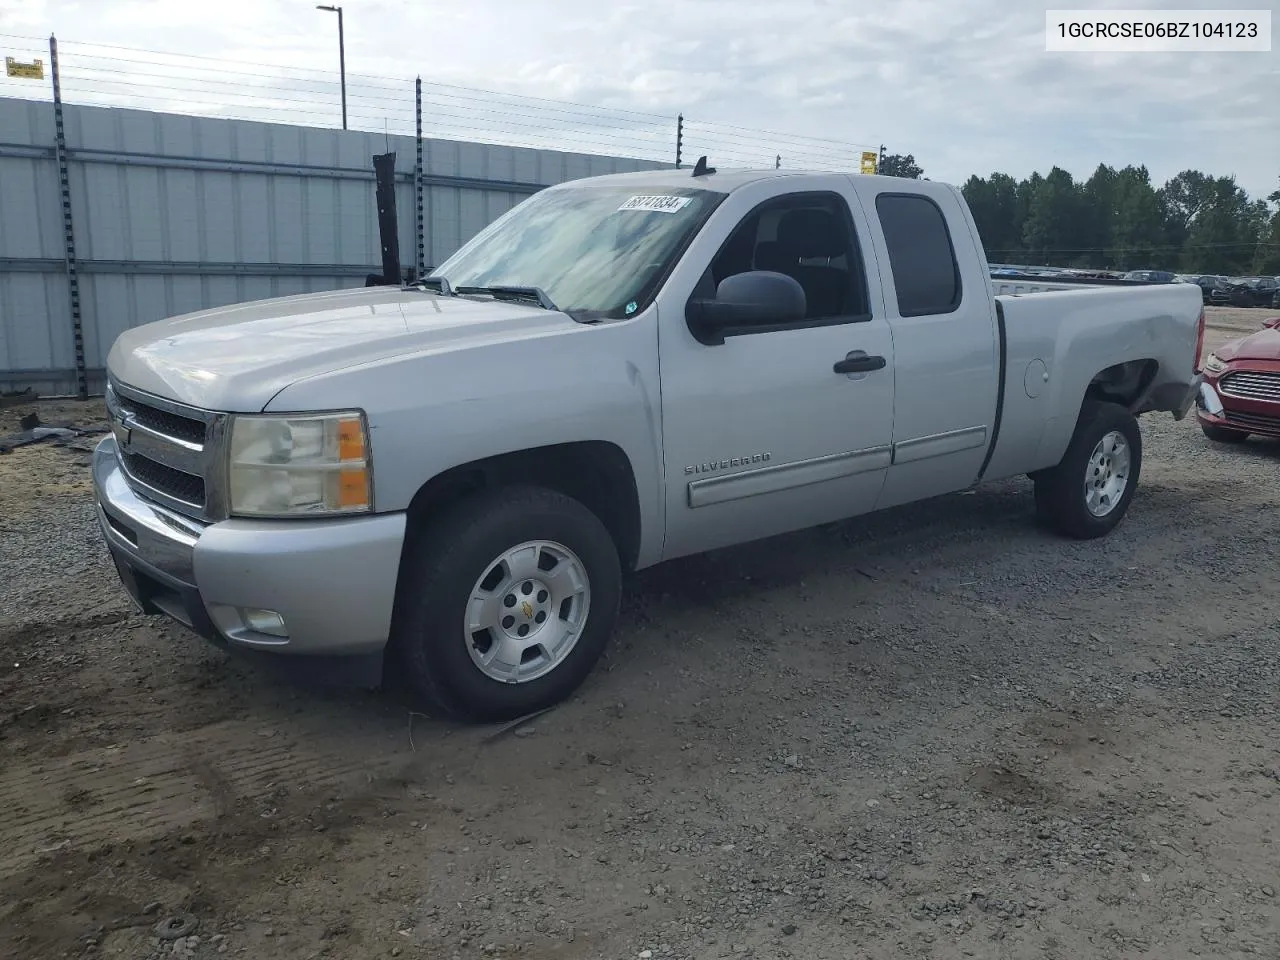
[833,353,886,374]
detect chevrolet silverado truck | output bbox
[93,166,1205,722]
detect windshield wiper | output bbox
[455,284,560,312]
[413,275,455,296]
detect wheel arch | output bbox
[1085,359,1159,411]
[400,441,643,575]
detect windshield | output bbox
[429,184,724,320]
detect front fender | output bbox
[264,315,667,567]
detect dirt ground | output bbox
[2,306,1279,960]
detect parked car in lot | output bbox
[1123,269,1176,283]
[93,166,1206,721]
[1241,277,1279,307]
[1197,315,1280,442]
[1223,277,1278,308]
[1180,275,1233,306]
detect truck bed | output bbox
[980,280,1203,484]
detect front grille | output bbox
[1225,410,1280,433]
[122,451,206,506]
[107,378,222,520]
[130,404,206,445]
[1220,371,1280,402]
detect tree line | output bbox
[877,153,1280,276]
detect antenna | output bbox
[691,155,716,177]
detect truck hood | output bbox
[1216,325,1280,363]
[106,286,577,411]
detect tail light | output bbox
[1194,307,1206,373]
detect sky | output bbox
[0,0,1276,200]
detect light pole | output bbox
[316,4,347,130]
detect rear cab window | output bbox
[874,193,963,317]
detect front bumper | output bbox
[1195,378,1280,438]
[92,435,407,680]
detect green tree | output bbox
[1010,173,1043,262]
[948,161,1272,275]
[962,173,1020,260]
[878,153,923,179]
[1157,170,1215,260]
[1255,210,1280,275]
[1183,176,1255,274]
[1110,166,1165,270]
[1256,176,1280,274]
[1081,164,1120,266]
[1022,167,1082,266]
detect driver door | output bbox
[656,177,895,561]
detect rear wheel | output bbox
[1033,400,1142,540]
[391,485,622,722]
[1200,422,1249,444]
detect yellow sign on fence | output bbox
[5,57,44,79]
[860,151,878,175]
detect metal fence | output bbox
[0,96,663,397]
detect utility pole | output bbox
[316,5,347,129]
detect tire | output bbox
[1200,422,1249,444]
[390,485,622,723]
[1033,400,1142,540]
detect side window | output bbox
[701,193,869,324]
[875,194,962,317]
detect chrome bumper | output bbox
[1197,380,1225,416]
[92,435,407,666]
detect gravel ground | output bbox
[2,307,1279,960]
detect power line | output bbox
[54,73,671,147]
[0,32,679,124]
[0,31,887,169]
[694,117,881,155]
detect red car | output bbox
[1197,315,1280,442]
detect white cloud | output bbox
[0,0,1275,197]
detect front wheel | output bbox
[391,485,622,722]
[1033,401,1142,539]
[1200,422,1249,444]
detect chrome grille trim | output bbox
[106,376,231,522]
[124,424,205,475]
[1220,371,1280,402]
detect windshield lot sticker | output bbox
[617,195,692,213]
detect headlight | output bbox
[1203,354,1227,375]
[228,411,372,517]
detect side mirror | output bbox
[1263,316,1280,330]
[686,270,807,345]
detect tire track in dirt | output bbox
[0,718,396,876]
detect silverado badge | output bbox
[684,452,772,475]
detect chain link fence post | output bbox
[415,76,425,280]
[49,35,87,400]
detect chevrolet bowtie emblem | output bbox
[521,601,534,618]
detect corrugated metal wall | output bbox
[0,98,663,395]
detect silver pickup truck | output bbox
[94,167,1205,721]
